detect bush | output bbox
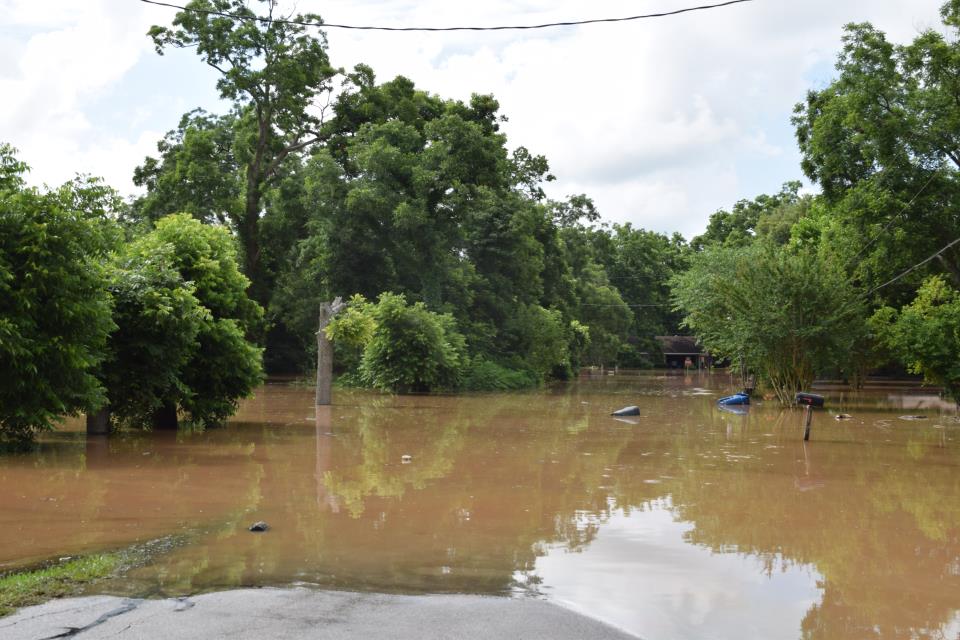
[460,358,540,391]
[125,214,263,425]
[871,275,960,403]
[672,242,867,403]
[329,292,466,392]
[98,248,204,428]
[0,148,116,444]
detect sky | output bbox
[0,0,948,238]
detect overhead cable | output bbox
[847,170,939,268]
[866,236,960,297]
[139,0,754,32]
[581,303,671,308]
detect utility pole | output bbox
[315,297,346,406]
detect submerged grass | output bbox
[0,553,120,617]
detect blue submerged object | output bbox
[717,404,749,416]
[717,392,750,406]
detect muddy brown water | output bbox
[2,372,959,639]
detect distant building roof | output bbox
[655,335,704,355]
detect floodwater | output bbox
[2,372,959,639]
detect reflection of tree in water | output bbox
[321,401,472,518]
[599,404,960,640]
[126,388,640,595]
[11,379,959,637]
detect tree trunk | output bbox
[152,401,179,430]
[240,187,265,304]
[86,407,111,436]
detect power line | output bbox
[139,0,754,32]
[581,303,671,308]
[866,236,960,297]
[847,170,939,268]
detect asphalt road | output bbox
[0,588,639,639]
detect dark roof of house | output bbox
[655,335,704,355]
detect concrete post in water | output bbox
[86,407,110,436]
[316,297,346,406]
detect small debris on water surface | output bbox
[899,415,928,421]
[401,454,412,464]
[248,521,269,532]
[611,405,640,417]
[835,414,853,420]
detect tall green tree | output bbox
[149,0,338,303]
[593,223,689,360]
[0,147,117,444]
[131,109,242,226]
[793,5,960,302]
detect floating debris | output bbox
[401,454,413,464]
[834,414,853,420]
[248,521,269,532]
[899,415,929,421]
[611,405,640,416]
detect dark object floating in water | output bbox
[834,413,853,420]
[795,392,825,408]
[717,392,750,406]
[611,406,640,416]
[718,404,748,415]
[248,521,269,532]
[899,415,928,421]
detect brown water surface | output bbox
[2,373,959,639]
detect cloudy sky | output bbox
[0,0,947,238]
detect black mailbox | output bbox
[795,392,824,408]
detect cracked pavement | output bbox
[0,588,638,639]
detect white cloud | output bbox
[319,0,945,236]
[0,0,154,189]
[0,0,947,233]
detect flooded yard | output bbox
[1,372,959,639]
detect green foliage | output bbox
[0,554,120,617]
[672,243,867,403]
[131,109,242,226]
[459,359,540,391]
[127,214,264,425]
[149,0,338,303]
[594,223,688,358]
[0,149,116,444]
[871,275,960,402]
[575,264,633,367]
[352,293,466,392]
[793,11,960,303]
[504,304,570,379]
[690,182,805,250]
[98,247,205,428]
